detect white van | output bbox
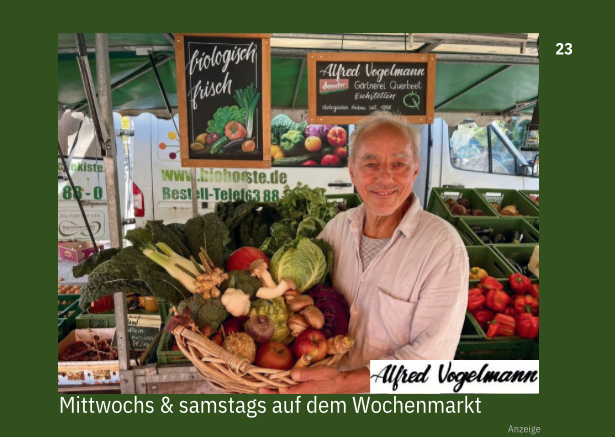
[68,111,537,232]
[58,110,132,241]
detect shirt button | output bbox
[352,308,358,316]
[360,277,364,282]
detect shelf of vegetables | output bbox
[428,187,539,360]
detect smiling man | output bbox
[260,111,468,394]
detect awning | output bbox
[58,33,538,124]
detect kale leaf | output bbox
[72,247,121,278]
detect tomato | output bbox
[321,154,341,166]
[225,247,269,271]
[302,160,318,166]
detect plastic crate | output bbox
[458,217,539,246]
[58,318,67,343]
[326,193,363,209]
[524,217,539,232]
[455,339,537,360]
[460,313,483,340]
[520,190,539,208]
[76,298,169,328]
[492,244,539,277]
[466,246,516,285]
[157,330,191,365]
[456,227,472,246]
[58,296,83,340]
[475,188,539,218]
[427,187,497,225]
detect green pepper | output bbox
[280,130,305,151]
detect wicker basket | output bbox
[172,326,345,394]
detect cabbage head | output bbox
[270,238,327,293]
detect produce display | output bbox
[467,274,539,340]
[528,195,539,206]
[443,197,486,216]
[469,225,530,244]
[270,115,349,167]
[72,184,355,381]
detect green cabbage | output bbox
[270,238,327,293]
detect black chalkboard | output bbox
[308,53,436,125]
[176,34,271,169]
[112,315,161,351]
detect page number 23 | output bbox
[556,43,572,55]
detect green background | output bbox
[4,3,596,435]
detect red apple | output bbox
[327,126,348,147]
[321,154,341,166]
[293,328,328,363]
[256,342,294,370]
[334,146,348,159]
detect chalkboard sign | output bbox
[175,34,271,168]
[112,315,161,351]
[308,53,436,124]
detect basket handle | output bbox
[173,326,251,375]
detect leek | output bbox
[234,83,260,139]
[143,244,200,294]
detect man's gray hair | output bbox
[349,111,421,163]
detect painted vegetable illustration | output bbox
[234,83,260,139]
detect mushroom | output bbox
[288,313,310,337]
[301,305,325,329]
[249,260,277,288]
[288,295,314,312]
[256,278,297,299]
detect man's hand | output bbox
[259,366,370,394]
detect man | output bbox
[261,111,468,394]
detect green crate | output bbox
[460,313,483,340]
[492,244,539,277]
[467,278,523,341]
[458,217,539,246]
[456,227,472,246]
[58,297,83,338]
[58,318,67,343]
[524,217,539,232]
[326,193,363,209]
[57,294,80,313]
[427,187,497,225]
[475,188,539,218]
[520,190,539,209]
[466,246,516,284]
[75,298,169,328]
[157,330,191,365]
[455,339,537,360]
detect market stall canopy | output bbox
[58,33,538,125]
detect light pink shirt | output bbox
[319,194,468,371]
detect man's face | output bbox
[349,123,420,217]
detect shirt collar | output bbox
[347,193,423,239]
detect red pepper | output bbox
[509,273,533,293]
[529,283,539,300]
[471,307,494,330]
[485,289,511,312]
[516,313,539,339]
[503,306,518,318]
[467,288,486,311]
[493,313,516,336]
[486,320,500,337]
[514,294,539,315]
[480,276,504,291]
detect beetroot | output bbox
[306,285,350,339]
